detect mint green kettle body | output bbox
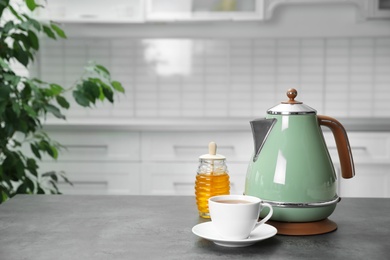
[245,89,355,222]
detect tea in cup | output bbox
[208,195,273,240]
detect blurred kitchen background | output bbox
[26,0,390,197]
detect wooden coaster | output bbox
[266,218,338,236]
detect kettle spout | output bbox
[250,118,277,162]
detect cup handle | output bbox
[255,202,273,228]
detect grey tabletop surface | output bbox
[0,195,389,260]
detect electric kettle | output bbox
[245,88,355,235]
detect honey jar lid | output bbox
[199,142,226,160]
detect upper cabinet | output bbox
[32,0,389,24]
[145,0,264,21]
[366,0,390,19]
[34,0,145,23]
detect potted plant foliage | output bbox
[0,0,125,203]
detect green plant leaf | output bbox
[37,186,45,194]
[50,22,66,39]
[23,16,41,31]
[16,183,27,193]
[23,103,37,117]
[25,0,37,11]
[26,177,35,193]
[111,81,125,93]
[26,158,38,176]
[0,84,11,103]
[73,90,90,107]
[20,83,32,99]
[0,57,11,69]
[3,20,14,33]
[49,83,63,95]
[102,86,114,103]
[42,171,55,177]
[30,143,41,159]
[95,64,110,77]
[59,171,73,186]
[39,140,57,159]
[8,5,23,21]
[13,41,29,67]
[56,95,70,109]
[83,81,100,102]
[50,174,58,182]
[45,104,65,119]
[28,30,39,50]
[42,25,56,39]
[4,73,21,86]
[11,102,21,117]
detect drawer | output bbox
[41,130,141,162]
[141,162,248,195]
[141,131,252,162]
[323,132,390,164]
[337,164,390,198]
[40,161,141,195]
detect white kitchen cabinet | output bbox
[146,0,264,21]
[36,126,390,198]
[40,161,141,195]
[140,131,252,195]
[33,0,145,23]
[34,130,142,195]
[366,0,390,19]
[32,0,387,24]
[141,130,390,198]
[141,162,248,195]
[324,132,390,198]
[140,131,252,162]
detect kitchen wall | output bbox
[32,3,390,122]
[27,2,390,197]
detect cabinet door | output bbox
[324,132,390,198]
[41,130,141,162]
[40,162,141,195]
[141,131,252,162]
[33,0,144,23]
[338,164,390,198]
[141,130,251,195]
[141,162,248,195]
[146,0,264,21]
[31,130,141,195]
[367,0,390,19]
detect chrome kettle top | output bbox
[267,88,317,115]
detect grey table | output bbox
[0,195,389,260]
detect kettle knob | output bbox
[282,88,303,104]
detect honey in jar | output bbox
[195,142,230,218]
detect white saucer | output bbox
[192,222,277,247]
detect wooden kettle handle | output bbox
[318,115,355,179]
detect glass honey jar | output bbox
[195,142,230,218]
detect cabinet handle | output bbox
[65,144,108,153]
[328,146,367,151]
[173,182,192,186]
[173,145,235,154]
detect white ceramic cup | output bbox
[208,194,273,240]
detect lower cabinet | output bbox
[38,128,390,198]
[37,129,142,195]
[141,162,248,196]
[338,164,390,198]
[40,161,141,195]
[140,131,252,195]
[324,132,390,198]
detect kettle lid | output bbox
[267,88,316,115]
